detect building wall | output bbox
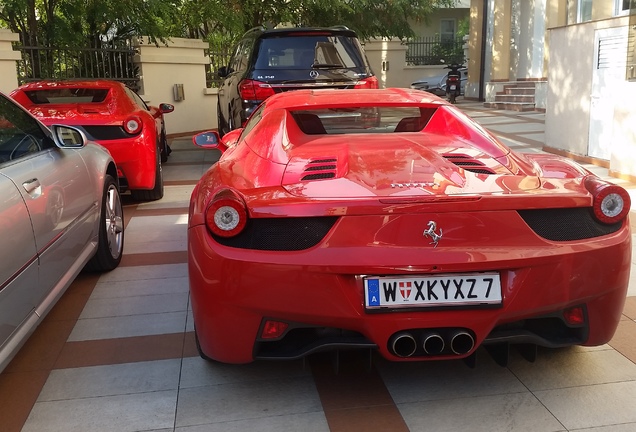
[0,29,20,95]
[465,0,484,99]
[363,39,448,89]
[133,37,217,135]
[0,31,219,134]
[466,0,568,100]
[408,8,470,39]
[546,16,636,178]
[592,1,614,21]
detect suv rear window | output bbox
[255,36,366,70]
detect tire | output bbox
[85,175,124,272]
[160,130,170,163]
[217,101,227,138]
[131,147,164,201]
[227,105,235,132]
[449,93,456,104]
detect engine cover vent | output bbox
[443,154,496,175]
[301,158,337,181]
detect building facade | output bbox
[467,0,636,178]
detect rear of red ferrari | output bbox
[188,91,631,364]
[10,81,159,191]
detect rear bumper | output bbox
[97,134,157,190]
[188,213,631,364]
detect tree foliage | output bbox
[0,0,456,47]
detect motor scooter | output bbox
[445,64,463,104]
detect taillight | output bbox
[205,190,247,237]
[584,176,631,224]
[354,76,379,89]
[123,116,142,134]
[238,79,276,100]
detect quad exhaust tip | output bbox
[389,329,475,358]
[390,332,417,358]
[450,331,475,355]
[422,333,445,355]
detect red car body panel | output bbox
[188,88,631,364]
[10,80,167,190]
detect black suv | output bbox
[216,26,377,136]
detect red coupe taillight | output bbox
[354,76,379,89]
[123,116,142,134]
[584,176,631,224]
[238,79,276,101]
[205,190,248,238]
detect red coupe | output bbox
[188,88,631,366]
[11,80,174,201]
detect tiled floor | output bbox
[1,101,636,432]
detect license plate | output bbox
[364,272,502,309]
[449,85,457,90]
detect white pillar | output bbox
[0,29,20,94]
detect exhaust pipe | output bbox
[422,333,445,355]
[450,331,475,355]
[389,332,417,358]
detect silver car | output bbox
[0,91,124,372]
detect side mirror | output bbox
[192,130,229,153]
[50,124,86,148]
[217,66,228,78]
[160,103,174,114]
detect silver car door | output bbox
[0,97,96,309]
[0,172,39,354]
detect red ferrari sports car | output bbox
[11,80,174,201]
[188,88,631,366]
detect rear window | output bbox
[255,35,366,70]
[23,88,110,104]
[291,107,437,135]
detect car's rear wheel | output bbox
[131,147,164,201]
[227,105,235,132]
[159,129,170,163]
[217,101,227,138]
[85,175,124,271]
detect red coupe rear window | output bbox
[291,107,437,135]
[23,88,110,104]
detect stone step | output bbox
[494,94,535,103]
[504,81,538,87]
[503,87,535,95]
[483,102,536,112]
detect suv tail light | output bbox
[205,189,248,237]
[584,176,631,224]
[239,79,276,101]
[354,76,379,89]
